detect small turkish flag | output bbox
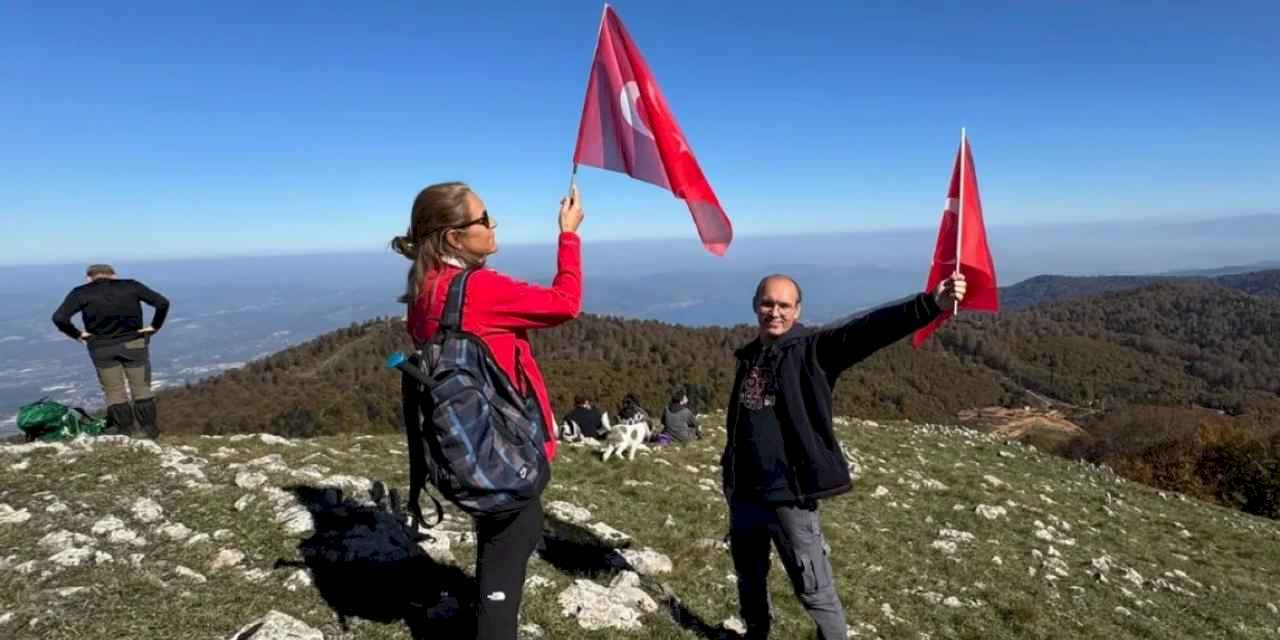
[914,133,998,347]
[573,5,732,256]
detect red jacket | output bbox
[407,232,582,461]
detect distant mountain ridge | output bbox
[825,268,1280,328]
[939,267,1280,312]
[1163,259,1280,277]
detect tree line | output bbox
[151,273,1280,517]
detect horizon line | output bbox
[3,210,1276,269]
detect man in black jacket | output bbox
[721,272,966,640]
[562,393,606,440]
[52,264,170,438]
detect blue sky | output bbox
[2,1,1277,265]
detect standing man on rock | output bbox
[52,264,169,438]
[721,272,966,639]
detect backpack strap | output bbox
[409,482,445,530]
[400,351,445,529]
[439,268,476,333]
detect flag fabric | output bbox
[913,134,999,347]
[573,5,732,256]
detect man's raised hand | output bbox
[934,273,968,308]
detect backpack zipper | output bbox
[513,345,544,444]
[514,346,527,396]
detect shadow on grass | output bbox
[536,516,628,578]
[277,484,475,639]
[275,489,734,639]
[538,513,734,639]
[660,583,737,640]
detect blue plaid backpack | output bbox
[390,268,549,522]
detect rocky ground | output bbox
[2,416,1279,639]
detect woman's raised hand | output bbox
[559,185,584,233]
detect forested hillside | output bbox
[153,272,1280,517]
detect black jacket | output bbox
[52,279,170,347]
[721,293,942,503]
[563,405,605,439]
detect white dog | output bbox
[601,413,650,462]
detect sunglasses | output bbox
[451,210,495,231]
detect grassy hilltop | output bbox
[2,417,1279,639]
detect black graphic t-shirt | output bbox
[733,348,796,503]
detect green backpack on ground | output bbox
[16,398,107,442]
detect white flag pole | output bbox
[570,3,611,198]
[954,127,966,315]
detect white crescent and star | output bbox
[619,80,692,154]
[619,81,654,140]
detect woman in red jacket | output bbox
[391,181,583,640]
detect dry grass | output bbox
[2,416,1279,639]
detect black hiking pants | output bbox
[473,498,544,640]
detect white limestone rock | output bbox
[975,504,1007,520]
[417,531,454,564]
[210,549,246,571]
[48,547,95,568]
[257,434,297,448]
[226,610,321,640]
[235,472,269,490]
[175,565,208,584]
[621,547,673,576]
[546,501,592,524]
[242,568,272,583]
[38,530,95,553]
[276,505,314,537]
[247,454,290,473]
[108,529,147,547]
[586,522,632,547]
[557,571,657,631]
[284,569,313,592]
[91,515,126,536]
[131,498,164,523]
[157,522,193,541]
[931,540,957,555]
[525,575,554,593]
